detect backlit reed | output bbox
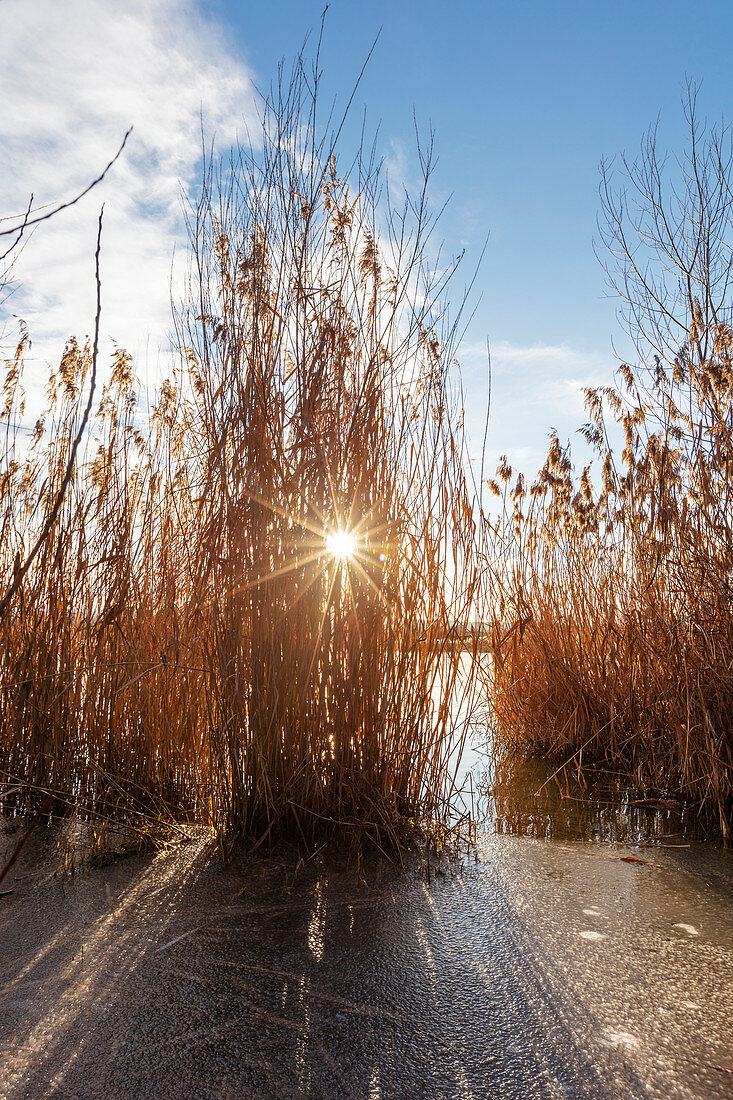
[0,56,481,849]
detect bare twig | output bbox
[0,128,131,264]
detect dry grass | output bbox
[480,97,733,836]
[482,357,733,836]
[482,367,733,836]
[481,388,733,837]
[0,56,481,851]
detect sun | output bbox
[325,528,357,560]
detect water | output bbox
[1,721,732,1098]
[449,698,723,849]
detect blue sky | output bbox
[210,0,733,468]
[3,0,733,475]
[216,0,729,343]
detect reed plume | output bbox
[481,89,733,835]
[0,52,481,850]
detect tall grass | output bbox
[480,96,733,835]
[0,56,481,849]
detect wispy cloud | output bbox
[384,138,414,203]
[458,338,614,474]
[0,0,255,393]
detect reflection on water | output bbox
[446,661,725,846]
[454,731,715,847]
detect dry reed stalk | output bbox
[0,47,482,851]
[480,90,733,835]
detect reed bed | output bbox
[0,58,481,849]
[480,99,733,835]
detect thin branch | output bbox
[0,128,131,264]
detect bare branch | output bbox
[0,128,131,266]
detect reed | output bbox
[480,94,733,835]
[0,53,481,850]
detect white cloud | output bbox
[0,0,256,400]
[383,139,413,203]
[458,338,614,475]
